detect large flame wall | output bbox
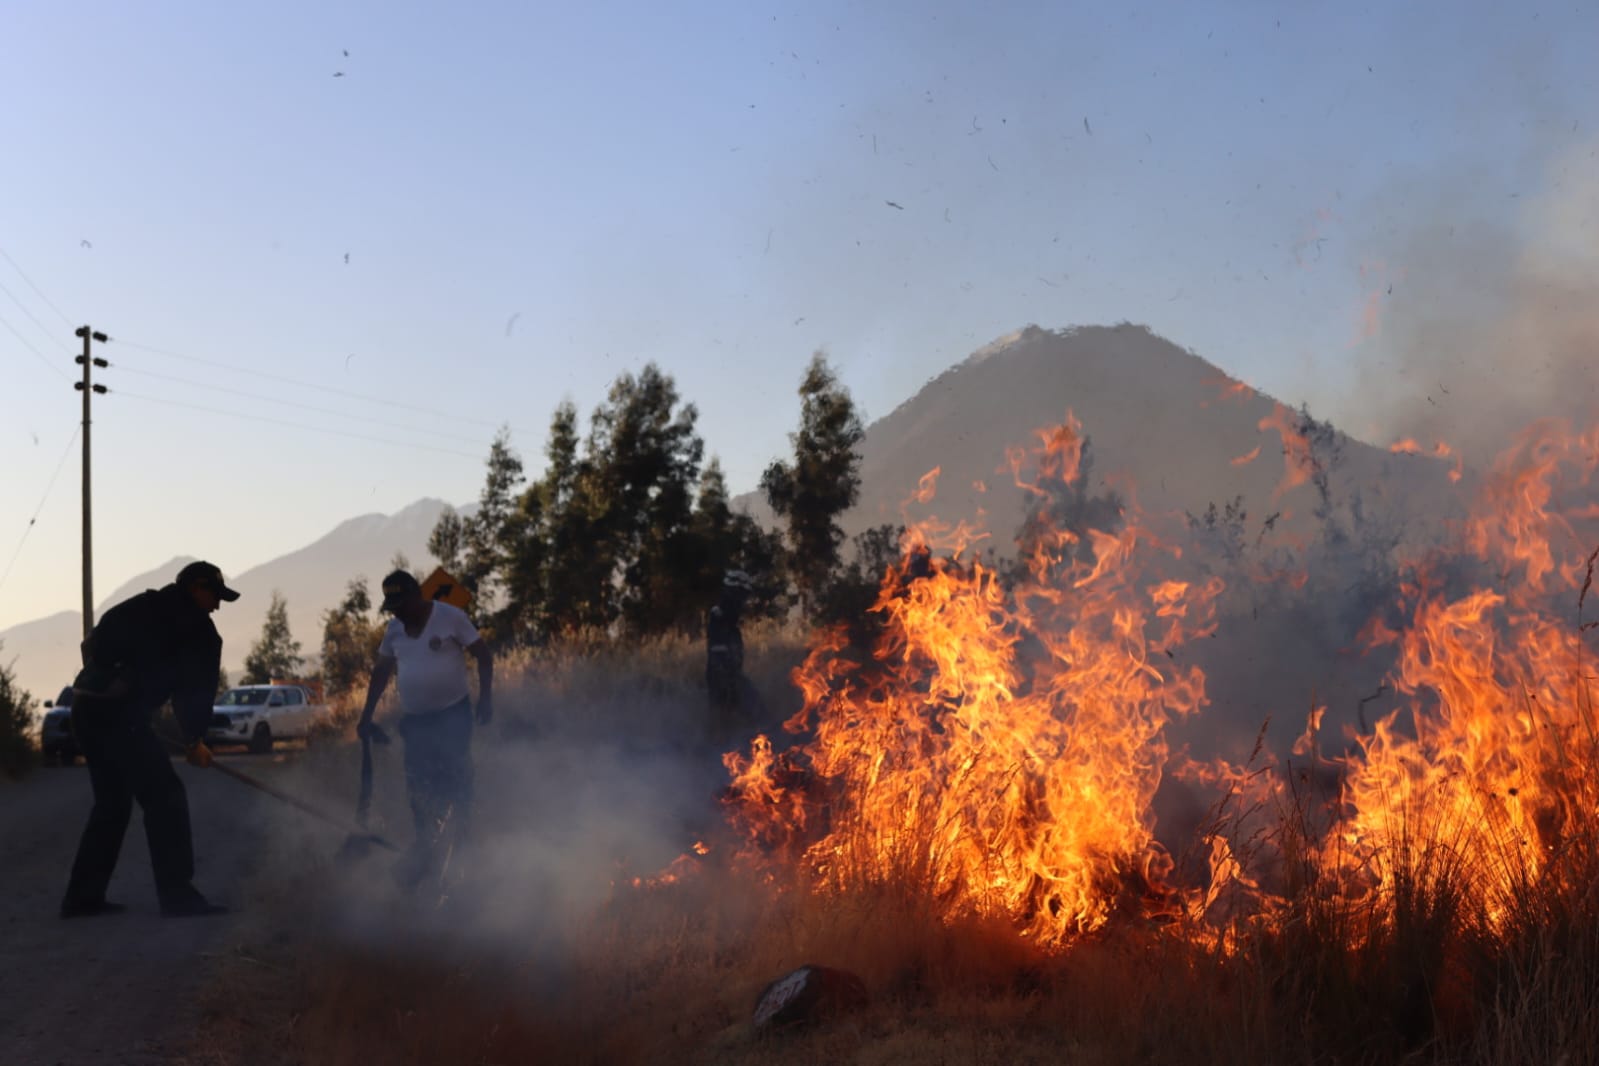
[723,414,1599,949]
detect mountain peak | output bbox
[750,323,1457,552]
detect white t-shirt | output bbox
[378,601,481,715]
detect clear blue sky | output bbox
[2,0,1593,629]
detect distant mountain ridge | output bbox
[1,499,453,707]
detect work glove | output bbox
[185,740,215,769]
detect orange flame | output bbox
[1258,404,1316,498]
[1201,375,1255,408]
[1231,444,1262,467]
[1332,419,1599,916]
[1389,437,1465,483]
[724,416,1222,944]
[704,412,1599,954]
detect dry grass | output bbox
[180,628,1599,1066]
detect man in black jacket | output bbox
[60,560,239,919]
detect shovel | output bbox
[342,723,396,860]
[355,723,391,827]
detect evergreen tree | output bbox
[761,353,865,617]
[320,577,383,699]
[427,507,467,572]
[0,644,36,778]
[532,399,606,633]
[611,369,706,633]
[491,407,563,638]
[460,427,525,610]
[499,399,606,638]
[242,592,304,684]
[495,368,706,637]
[686,458,739,597]
[453,366,796,642]
[543,400,582,506]
[688,458,790,619]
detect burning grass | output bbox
[184,415,1599,1065]
[189,796,1599,1065]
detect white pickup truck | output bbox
[207,684,328,753]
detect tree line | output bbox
[282,354,870,701]
[273,351,1132,704]
[420,354,868,644]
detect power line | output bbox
[0,307,70,381]
[0,276,73,353]
[0,243,76,330]
[112,387,487,460]
[0,426,81,601]
[111,336,516,431]
[112,362,493,447]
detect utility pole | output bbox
[75,326,108,641]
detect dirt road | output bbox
[0,755,301,1066]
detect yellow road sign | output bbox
[420,566,473,610]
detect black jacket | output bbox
[73,584,222,744]
[706,597,745,672]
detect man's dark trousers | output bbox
[63,704,195,908]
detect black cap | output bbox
[379,569,421,612]
[176,560,240,602]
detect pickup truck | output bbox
[207,684,328,754]
[39,686,77,765]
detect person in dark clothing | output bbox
[706,569,753,744]
[60,560,239,919]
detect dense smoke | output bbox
[1339,140,1599,463]
[279,673,754,967]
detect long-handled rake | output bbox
[161,726,400,854]
[207,758,400,853]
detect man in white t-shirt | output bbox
[357,568,493,885]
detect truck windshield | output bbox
[216,689,271,707]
